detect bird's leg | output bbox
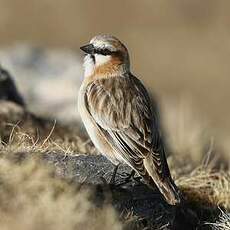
[109,164,120,185]
[99,164,120,187]
[114,170,140,187]
[123,170,136,182]
[120,170,142,184]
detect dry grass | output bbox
[1,123,94,156]
[207,209,230,230]
[177,167,230,209]
[0,101,95,155]
[0,153,122,230]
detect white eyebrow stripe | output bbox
[93,41,117,52]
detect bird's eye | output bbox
[95,48,113,56]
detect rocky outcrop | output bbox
[44,153,199,230]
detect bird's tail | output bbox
[154,176,181,205]
[143,155,181,205]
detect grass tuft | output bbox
[0,154,122,230]
[207,209,230,230]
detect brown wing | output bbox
[85,74,170,178]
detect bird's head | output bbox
[80,35,130,78]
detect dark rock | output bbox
[0,66,25,107]
[44,153,199,229]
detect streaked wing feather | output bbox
[85,74,167,177]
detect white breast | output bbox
[78,84,120,165]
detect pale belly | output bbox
[78,86,121,165]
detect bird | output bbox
[78,35,181,205]
[0,65,25,107]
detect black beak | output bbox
[80,44,95,54]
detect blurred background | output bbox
[0,0,230,142]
